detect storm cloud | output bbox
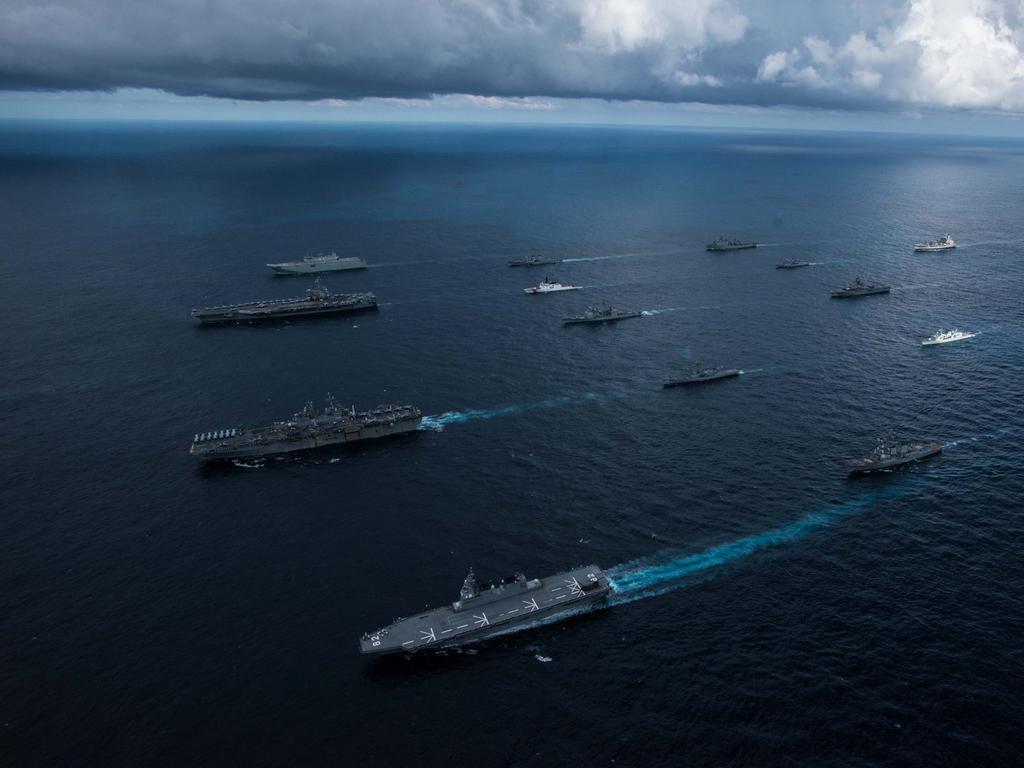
[2,0,1024,112]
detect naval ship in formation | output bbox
[776,259,811,269]
[267,252,368,275]
[509,254,563,267]
[706,236,757,252]
[922,329,975,346]
[563,304,642,324]
[190,395,421,460]
[191,280,377,324]
[664,365,740,387]
[847,439,941,474]
[524,277,581,294]
[913,234,956,252]
[360,565,611,654]
[831,278,890,298]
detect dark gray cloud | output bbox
[1,0,1023,111]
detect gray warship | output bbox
[706,236,757,252]
[664,364,740,388]
[563,304,642,325]
[831,278,890,298]
[360,565,611,655]
[776,259,811,269]
[847,439,941,475]
[267,252,368,275]
[190,395,421,461]
[509,254,562,267]
[191,280,377,324]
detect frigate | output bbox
[664,365,740,387]
[267,252,368,274]
[706,236,757,252]
[830,278,890,298]
[847,439,941,475]
[913,234,956,252]
[190,396,421,460]
[921,328,976,346]
[509,254,562,267]
[191,279,377,324]
[563,304,642,324]
[776,260,811,269]
[524,276,581,294]
[360,565,611,655]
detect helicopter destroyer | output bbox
[831,278,890,298]
[191,280,376,324]
[776,259,811,269]
[847,439,941,475]
[509,254,562,267]
[664,365,740,387]
[360,565,611,655]
[267,252,368,275]
[563,304,642,325]
[190,396,421,460]
[706,236,757,252]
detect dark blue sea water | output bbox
[2,122,1023,767]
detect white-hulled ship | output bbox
[524,277,581,294]
[913,234,956,252]
[921,329,976,346]
[267,252,368,274]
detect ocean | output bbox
[1,122,1022,767]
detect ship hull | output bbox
[664,370,740,387]
[847,443,941,474]
[192,417,421,460]
[360,566,610,655]
[922,334,975,346]
[831,287,890,298]
[193,300,377,324]
[913,245,956,252]
[776,262,810,269]
[563,312,642,324]
[707,244,757,252]
[268,260,367,274]
[509,260,561,267]
[525,286,580,294]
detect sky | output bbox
[2,0,1024,135]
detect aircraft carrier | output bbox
[191,280,377,324]
[847,439,941,474]
[360,565,611,655]
[664,365,740,387]
[190,396,421,460]
[831,278,890,298]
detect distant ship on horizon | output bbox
[706,236,757,252]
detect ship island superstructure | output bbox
[190,396,421,460]
[191,280,377,324]
[267,252,368,274]
[360,565,610,655]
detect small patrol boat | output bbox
[524,277,581,294]
[922,329,976,346]
[847,439,941,475]
[913,234,956,252]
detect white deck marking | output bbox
[441,629,453,634]
[402,640,415,646]
[507,608,519,614]
[473,613,490,627]
[550,586,563,592]
[524,598,539,612]
[419,628,437,642]
[456,624,469,629]
[554,594,568,600]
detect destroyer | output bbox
[913,234,956,252]
[191,279,376,324]
[563,304,642,324]
[509,254,562,267]
[664,364,740,387]
[776,259,811,269]
[524,277,581,294]
[922,328,976,346]
[360,565,610,655]
[190,396,420,460]
[706,236,757,252]
[267,252,367,274]
[831,278,890,298]
[847,439,941,474]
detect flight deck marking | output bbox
[555,594,568,600]
[524,598,539,612]
[456,624,469,629]
[441,629,453,634]
[473,613,490,627]
[566,577,584,597]
[507,608,519,614]
[419,628,437,643]
[402,640,415,646]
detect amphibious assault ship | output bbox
[191,280,377,324]
[267,252,368,274]
[706,236,757,252]
[847,439,941,475]
[664,365,740,387]
[776,259,811,269]
[831,278,890,299]
[563,304,642,325]
[509,254,562,267]
[360,565,611,655]
[190,396,421,460]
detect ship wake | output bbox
[421,392,604,431]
